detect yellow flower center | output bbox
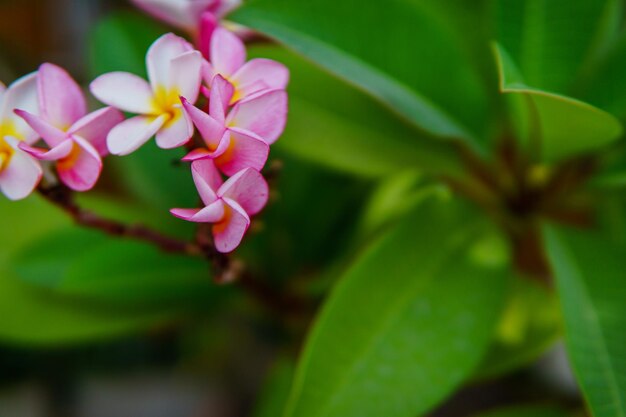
[151,86,182,120]
[0,120,20,172]
[57,142,81,171]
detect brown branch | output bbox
[38,184,202,256]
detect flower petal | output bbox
[68,107,124,157]
[170,51,203,104]
[231,58,289,99]
[38,63,87,129]
[90,72,155,114]
[212,198,250,253]
[19,139,74,161]
[107,115,166,155]
[215,128,269,176]
[57,137,102,192]
[191,158,222,205]
[198,11,218,58]
[14,109,68,147]
[147,33,194,92]
[0,72,39,144]
[0,137,42,200]
[226,89,288,144]
[218,167,268,215]
[170,199,225,223]
[181,96,225,150]
[209,75,234,123]
[182,148,212,162]
[210,27,245,77]
[155,108,193,149]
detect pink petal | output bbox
[210,27,245,77]
[0,137,42,200]
[147,33,194,92]
[181,96,225,150]
[170,200,225,223]
[191,159,222,205]
[90,72,155,114]
[209,75,234,123]
[182,148,212,162]
[14,109,68,147]
[38,63,87,129]
[231,58,289,99]
[215,128,269,176]
[218,167,268,215]
[19,139,74,161]
[198,11,218,58]
[132,0,213,31]
[0,72,39,144]
[170,51,203,104]
[56,137,102,192]
[212,198,250,253]
[107,115,166,155]
[68,107,124,157]
[226,89,288,144]
[155,108,193,149]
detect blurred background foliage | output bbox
[1,0,622,416]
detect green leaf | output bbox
[248,45,464,179]
[12,228,218,308]
[493,0,622,94]
[473,405,571,417]
[494,43,623,162]
[88,10,167,78]
[544,226,626,417]
[253,359,295,417]
[285,198,509,417]
[231,0,490,149]
[476,276,560,380]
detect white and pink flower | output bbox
[16,64,123,192]
[90,33,203,156]
[0,73,43,200]
[171,159,268,253]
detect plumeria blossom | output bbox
[16,64,123,192]
[0,73,42,200]
[180,74,287,175]
[203,27,289,104]
[171,159,269,253]
[131,0,240,34]
[90,33,202,155]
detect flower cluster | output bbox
[0,5,288,254]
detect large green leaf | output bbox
[0,197,169,346]
[494,43,623,162]
[544,226,626,417]
[11,228,218,308]
[493,0,622,94]
[284,198,509,417]
[231,0,490,149]
[250,46,464,179]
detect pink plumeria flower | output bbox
[131,0,240,34]
[16,64,123,192]
[171,159,268,253]
[180,75,287,175]
[203,27,289,104]
[0,73,43,200]
[90,33,202,155]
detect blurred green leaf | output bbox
[232,0,490,149]
[494,43,623,162]
[247,46,464,179]
[544,226,626,417]
[254,358,295,417]
[493,0,622,94]
[476,276,560,380]
[88,10,167,78]
[284,198,508,417]
[473,405,571,417]
[11,227,218,308]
